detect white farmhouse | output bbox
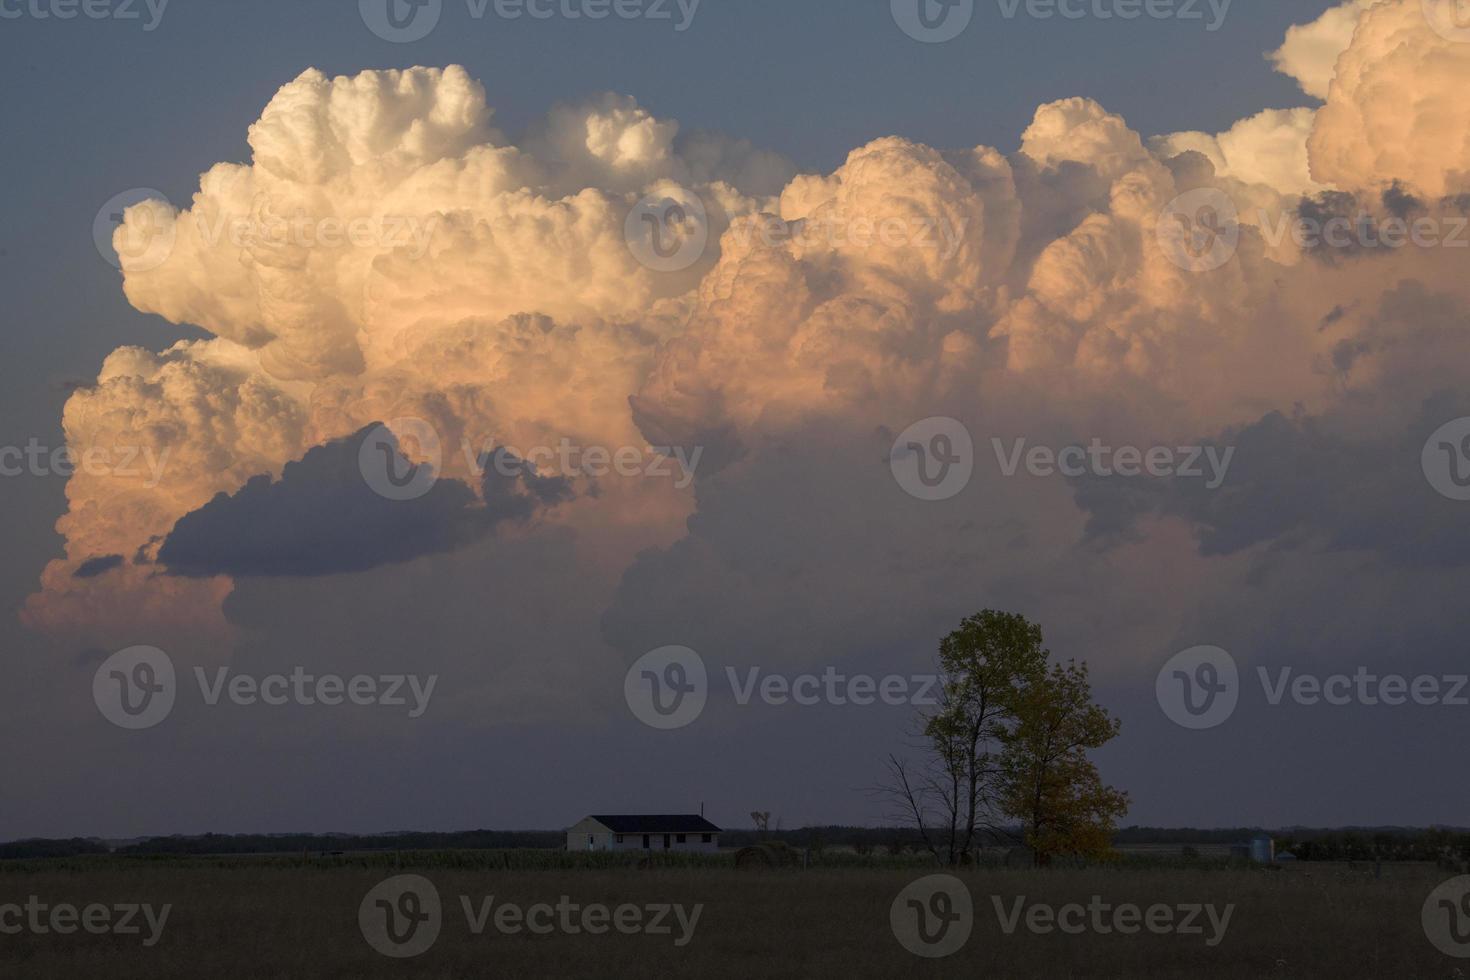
[566,815,722,853]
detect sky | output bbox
[2,0,1469,839]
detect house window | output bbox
[616,835,624,844]
[588,835,594,846]
[642,834,650,848]
[702,834,712,843]
[676,834,687,844]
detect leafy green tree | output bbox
[1000,660,1129,865]
[880,610,1048,866]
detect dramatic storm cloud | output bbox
[26,0,1470,836]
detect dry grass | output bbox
[0,859,1462,978]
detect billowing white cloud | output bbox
[36,0,1470,694]
[1269,0,1377,99]
[1308,0,1470,197]
[1151,107,1323,196]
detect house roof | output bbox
[587,814,722,833]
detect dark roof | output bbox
[587,815,722,833]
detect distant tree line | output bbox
[7,826,1467,862]
[111,831,565,855]
[1116,826,1470,862]
[1277,828,1470,863]
[0,838,110,860]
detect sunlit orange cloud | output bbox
[28,0,1470,665]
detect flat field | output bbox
[0,854,1462,978]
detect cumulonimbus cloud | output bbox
[28,0,1470,670]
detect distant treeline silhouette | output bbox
[0,831,560,859]
[4,825,1467,861]
[1116,826,1470,861]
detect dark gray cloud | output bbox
[73,555,124,579]
[1074,399,1470,567]
[158,428,571,578]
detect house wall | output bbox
[604,831,720,853]
[565,818,720,853]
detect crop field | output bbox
[0,854,1463,978]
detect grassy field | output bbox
[0,855,1463,978]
